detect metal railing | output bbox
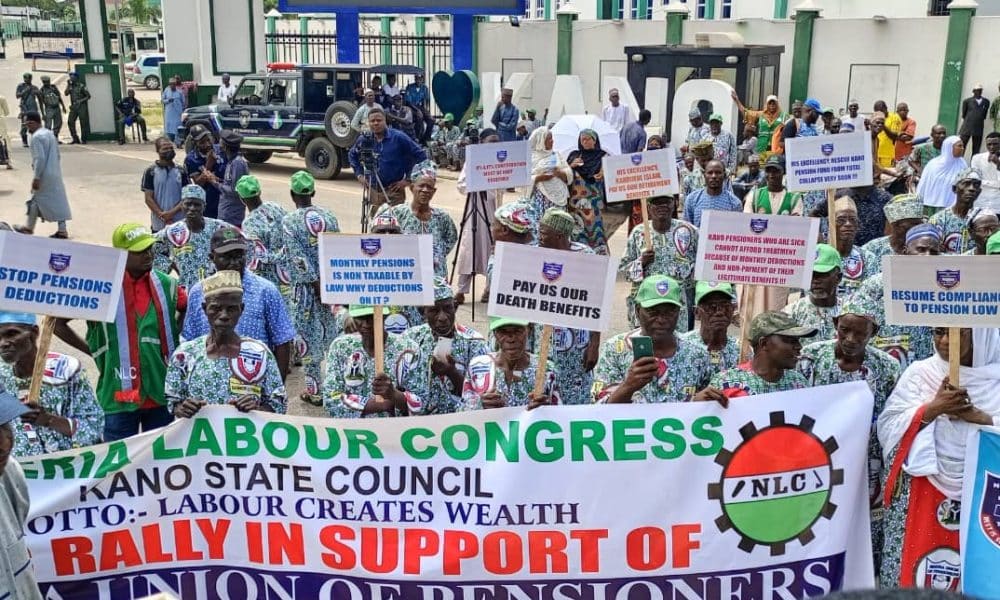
[265,32,452,77]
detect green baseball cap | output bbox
[709,113,723,123]
[694,281,737,305]
[747,311,818,345]
[111,222,156,252]
[635,275,684,308]
[813,243,841,274]
[290,170,315,195]
[348,305,374,318]
[235,175,261,199]
[489,317,529,332]
[987,230,1000,255]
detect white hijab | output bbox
[916,135,967,209]
[877,328,1000,499]
[527,126,571,206]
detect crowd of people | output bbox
[7,70,1000,594]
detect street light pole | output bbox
[113,0,127,94]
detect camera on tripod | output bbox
[462,123,479,145]
[357,130,379,172]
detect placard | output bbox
[318,234,435,307]
[488,242,616,331]
[465,141,531,192]
[785,131,873,192]
[602,147,680,203]
[0,232,125,322]
[961,427,1000,598]
[21,383,875,598]
[694,211,820,289]
[884,255,1000,327]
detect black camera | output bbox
[463,124,479,145]
[357,130,378,172]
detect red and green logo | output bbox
[708,412,843,554]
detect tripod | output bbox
[360,158,391,233]
[449,191,494,320]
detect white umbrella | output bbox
[550,114,621,157]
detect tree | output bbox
[263,0,279,12]
[126,0,151,24]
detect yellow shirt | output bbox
[877,113,901,168]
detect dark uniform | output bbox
[64,74,91,144]
[115,93,147,144]
[39,78,65,139]
[15,75,41,146]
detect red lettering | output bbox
[404,528,440,574]
[51,536,95,576]
[442,530,479,575]
[672,523,701,568]
[570,529,608,573]
[99,529,143,571]
[360,527,398,573]
[528,530,568,574]
[198,518,230,560]
[246,522,263,563]
[483,530,522,575]
[626,526,666,571]
[268,522,305,565]
[319,524,356,569]
[140,524,172,564]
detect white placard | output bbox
[465,141,531,192]
[0,232,125,322]
[884,255,1000,327]
[694,211,820,289]
[488,242,616,331]
[601,148,680,203]
[318,234,435,307]
[785,131,873,192]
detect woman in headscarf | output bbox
[454,129,501,305]
[877,327,1000,589]
[628,135,668,231]
[731,91,785,155]
[524,125,572,241]
[917,136,967,216]
[378,160,457,280]
[567,129,609,255]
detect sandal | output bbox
[49,232,69,239]
[13,226,32,235]
[299,393,323,407]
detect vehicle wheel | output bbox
[144,75,160,90]
[304,137,341,179]
[243,150,273,164]
[324,101,359,148]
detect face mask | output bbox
[161,150,176,161]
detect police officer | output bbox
[15,73,41,147]
[64,72,91,144]
[116,89,147,144]
[39,75,65,141]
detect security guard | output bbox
[39,75,65,141]
[64,72,91,144]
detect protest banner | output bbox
[961,427,1000,597]
[0,231,126,402]
[602,148,680,204]
[785,131,873,248]
[22,383,875,599]
[884,255,1000,383]
[465,141,531,192]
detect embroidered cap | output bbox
[181,184,206,202]
[290,170,316,195]
[371,213,401,233]
[494,203,532,235]
[0,312,36,326]
[235,175,261,199]
[883,193,924,223]
[837,295,880,325]
[540,208,575,236]
[202,270,243,298]
[433,277,454,301]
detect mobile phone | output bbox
[632,336,653,360]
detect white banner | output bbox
[884,255,1000,327]
[694,210,820,289]
[0,232,125,322]
[488,242,616,331]
[318,234,435,307]
[21,383,875,599]
[785,132,873,192]
[465,141,531,192]
[602,148,680,203]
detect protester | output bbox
[708,113,737,172]
[878,327,1000,588]
[184,124,226,219]
[797,295,901,578]
[619,109,650,154]
[627,135,669,231]
[829,117,842,134]
[153,184,226,290]
[161,76,186,144]
[0,390,43,599]
[601,88,629,132]
[238,175,289,294]
[524,108,543,132]
[967,207,1000,254]
[115,88,147,144]
[566,129,609,255]
[349,108,427,214]
[737,124,758,167]
[929,168,981,253]
[182,228,295,378]
[843,100,866,132]
[167,270,287,418]
[217,73,237,104]
[745,155,801,214]
[908,124,947,182]
[829,196,877,297]
[403,279,489,414]
[683,108,711,152]
[142,137,190,232]
[592,275,712,404]
[732,154,764,201]
[862,193,926,269]
[39,75,64,141]
[684,159,742,228]
[681,282,740,371]
[970,131,1000,206]
[701,311,816,398]
[524,126,572,240]
[732,91,784,155]
[217,130,250,227]
[455,129,503,304]
[883,102,916,162]
[491,88,519,142]
[15,72,41,147]
[64,72,90,145]
[682,141,713,196]
[404,73,432,141]
[959,84,990,154]
[781,97,822,145]
[486,202,534,302]
[350,89,383,133]
[782,244,843,342]
[281,171,341,405]
[461,318,558,410]
[14,111,70,238]
[55,223,183,441]
[917,136,967,214]
[387,95,417,141]
[619,195,696,331]
[838,180,893,247]
[428,114,461,169]
[322,305,424,418]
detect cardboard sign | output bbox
[318,234,435,307]
[602,148,680,203]
[785,131,873,192]
[488,242,616,331]
[0,232,125,322]
[694,210,820,289]
[465,140,531,192]
[884,255,1000,327]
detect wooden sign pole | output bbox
[738,286,756,363]
[26,316,56,403]
[826,188,838,248]
[948,327,961,387]
[640,197,653,252]
[533,325,553,396]
[373,305,386,406]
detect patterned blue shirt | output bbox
[683,188,743,228]
[181,269,296,348]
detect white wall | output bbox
[274,16,451,36]
[726,0,932,19]
[961,16,1000,105]
[477,20,559,111]
[571,20,665,114]
[163,0,266,84]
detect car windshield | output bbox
[233,78,266,106]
